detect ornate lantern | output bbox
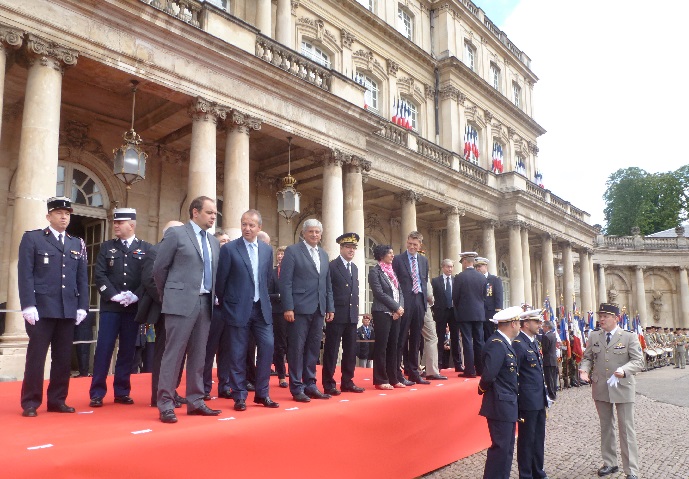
[277,136,301,222]
[113,80,147,189]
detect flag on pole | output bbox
[391,97,398,124]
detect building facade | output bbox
[0,0,648,379]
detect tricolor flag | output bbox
[391,97,398,124]
[492,142,504,174]
[534,170,544,188]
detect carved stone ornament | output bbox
[607,282,618,303]
[347,155,372,173]
[387,58,399,77]
[395,189,422,204]
[59,120,109,164]
[439,85,460,101]
[484,110,493,122]
[651,290,663,321]
[291,0,300,16]
[255,172,279,191]
[229,109,262,135]
[631,226,641,236]
[22,33,78,74]
[424,83,435,100]
[0,24,23,52]
[443,206,466,217]
[188,97,227,124]
[676,225,686,237]
[341,29,355,49]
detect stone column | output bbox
[5,35,78,347]
[443,206,463,264]
[482,220,498,276]
[0,26,23,145]
[589,252,597,311]
[319,150,345,260]
[396,190,421,248]
[508,221,524,305]
[344,157,371,316]
[275,0,293,49]
[634,266,647,327]
[579,248,593,313]
[541,233,556,303]
[222,110,260,226]
[520,225,532,305]
[185,97,225,218]
[256,0,272,36]
[562,242,575,311]
[597,264,607,306]
[534,257,542,307]
[679,267,689,328]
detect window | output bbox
[357,72,379,111]
[57,164,104,207]
[490,63,500,91]
[300,41,330,68]
[398,7,413,40]
[206,0,229,11]
[464,42,476,71]
[513,82,521,108]
[463,124,480,164]
[491,141,504,174]
[408,101,417,131]
[356,0,374,11]
[515,154,526,176]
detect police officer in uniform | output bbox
[478,305,522,479]
[322,233,365,395]
[513,308,549,479]
[19,196,89,417]
[89,208,152,407]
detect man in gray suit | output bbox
[279,219,334,402]
[153,196,221,423]
[579,303,644,479]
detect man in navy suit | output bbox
[392,231,430,385]
[18,196,89,417]
[431,258,462,372]
[322,233,365,395]
[513,309,549,479]
[215,210,278,411]
[279,219,334,402]
[453,252,488,377]
[478,306,522,479]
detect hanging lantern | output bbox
[113,80,147,189]
[277,136,301,222]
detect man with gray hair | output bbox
[541,319,559,400]
[279,219,335,402]
[431,258,461,372]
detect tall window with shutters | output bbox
[397,7,413,40]
[300,41,331,68]
[490,63,501,91]
[356,0,374,11]
[357,72,379,112]
[464,42,476,71]
[513,82,521,108]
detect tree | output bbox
[603,167,684,236]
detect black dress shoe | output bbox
[597,465,619,477]
[234,399,246,411]
[305,389,331,399]
[324,388,342,396]
[426,374,448,380]
[188,404,221,416]
[626,475,638,479]
[279,380,288,388]
[218,390,233,399]
[401,378,415,386]
[455,367,465,373]
[160,409,178,423]
[460,372,477,378]
[413,378,431,385]
[47,404,76,413]
[246,382,255,391]
[203,393,212,401]
[89,397,103,407]
[341,384,365,393]
[174,393,188,404]
[254,396,279,408]
[293,393,311,403]
[22,407,37,417]
[114,395,134,405]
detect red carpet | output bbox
[0,367,490,478]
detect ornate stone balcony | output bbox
[597,233,689,250]
[144,0,203,28]
[255,36,332,92]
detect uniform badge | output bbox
[109,249,117,253]
[43,252,49,265]
[510,367,515,372]
[486,283,493,297]
[99,285,107,292]
[507,353,514,358]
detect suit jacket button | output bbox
[62,285,65,288]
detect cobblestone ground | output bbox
[423,365,689,479]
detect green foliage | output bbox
[603,167,686,236]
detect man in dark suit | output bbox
[153,196,221,423]
[279,218,334,402]
[475,257,503,342]
[541,320,559,400]
[322,233,365,396]
[513,309,549,479]
[392,231,430,385]
[453,252,487,377]
[89,208,152,407]
[215,210,279,411]
[18,196,89,417]
[431,258,462,372]
[478,306,522,479]
[356,315,374,368]
[268,246,288,388]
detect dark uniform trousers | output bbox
[459,321,485,376]
[485,419,517,479]
[322,322,357,390]
[517,409,547,479]
[544,366,558,400]
[90,312,139,398]
[203,305,231,395]
[272,312,288,379]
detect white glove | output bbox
[126,291,139,305]
[606,374,619,388]
[120,291,138,307]
[76,309,87,325]
[22,306,39,326]
[111,293,125,303]
[546,396,554,408]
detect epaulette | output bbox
[623,330,634,334]
[593,327,601,331]
[492,338,503,343]
[513,339,521,343]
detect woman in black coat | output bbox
[368,244,405,389]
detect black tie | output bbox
[445,276,452,307]
[606,332,611,345]
[58,233,64,251]
[200,230,212,291]
[347,262,352,278]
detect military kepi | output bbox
[336,232,359,246]
[597,303,619,316]
[492,305,523,324]
[113,208,137,221]
[459,251,478,259]
[47,196,73,212]
[475,256,489,266]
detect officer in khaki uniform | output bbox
[673,329,687,369]
[579,303,644,479]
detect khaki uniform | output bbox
[674,333,687,369]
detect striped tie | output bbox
[411,255,420,294]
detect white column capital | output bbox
[0,24,23,53]
[188,97,226,124]
[442,206,465,218]
[345,155,371,173]
[227,109,262,135]
[21,33,78,74]
[395,189,422,205]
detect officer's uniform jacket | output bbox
[478,331,519,422]
[484,273,504,320]
[18,227,89,319]
[95,237,152,313]
[329,257,359,323]
[512,331,548,411]
[579,328,644,403]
